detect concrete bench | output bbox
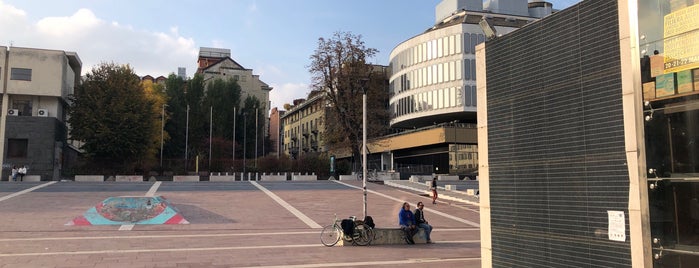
[292,175,317,181]
[339,175,357,181]
[21,175,41,182]
[209,175,235,182]
[115,175,143,182]
[173,175,200,182]
[341,227,427,246]
[261,175,286,181]
[75,175,104,182]
[438,175,459,181]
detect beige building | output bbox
[0,46,81,180]
[281,91,327,158]
[196,47,272,137]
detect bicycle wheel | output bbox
[320,224,342,247]
[351,223,373,246]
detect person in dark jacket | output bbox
[414,202,433,243]
[398,202,417,244]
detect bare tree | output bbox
[308,31,389,168]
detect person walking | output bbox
[398,202,418,244]
[414,201,433,243]
[11,166,18,181]
[430,176,438,204]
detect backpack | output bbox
[341,219,355,237]
[363,216,375,228]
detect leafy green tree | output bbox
[240,95,263,160]
[68,63,157,171]
[308,31,390,168]
[204,78,241,140]
[163,74,187,162]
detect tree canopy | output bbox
[68,63,158,170]
[308,31,390,167]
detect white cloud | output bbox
[36,8,101,37]
[269,82,309,110]
[0,2,198,77]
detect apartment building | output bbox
[196,47,273,139]
[280,91,327,158]
[0,46,81,181]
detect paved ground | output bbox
[0,180,481,268]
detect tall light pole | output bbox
[243,112,247,176]
[160,104,167,169]
[209,106,213,171]
[255,108,258,168]
[185,104,190,173]
[360,78,369,219]
[233,107,236,172]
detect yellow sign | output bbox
[663,4,699,73]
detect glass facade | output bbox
[389,30,485,125]
[639,0,699,266]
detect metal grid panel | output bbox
[484,0,632,266]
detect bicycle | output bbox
[320,214,374,246]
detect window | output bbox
[465,59,471,80]
[7,139,28,158]
[10,68,32,81]
[464,33,471,54]
[12,100,32,116]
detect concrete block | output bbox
[261,175,286,181]
[75,175,104,182]
[209,175,235,182]
[292,175,317,181]
[344,228,426,246]
[115,175,143,182]
[22,175,41,181]
[438,175,459,181]
[173,175,199,182]
[466,189,477,196]
[339,175,356,181]
[445,185,456,191]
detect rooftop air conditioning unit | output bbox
[38,109,48,117]
[8,109,18,116]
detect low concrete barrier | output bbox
[292,175,317,181]
[115,175,143,182]
[22,175,41,182]
[438,175,459,181]
[342,228,427,246]
[209,175,235,182]
[339,175,356,181]
[409,175,431,183]
[75,175,104,182]
[173,175,200,182]
[261,175,286,181]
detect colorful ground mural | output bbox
[66,196,189,225]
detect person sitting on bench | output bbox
[398,202,417,244]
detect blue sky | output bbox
[0,0,580,110]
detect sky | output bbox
[0,0,580,111]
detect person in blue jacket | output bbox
[398,202,418,244]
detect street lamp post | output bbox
[233,107,236,172]
[360,78,369,219]
[185,104,190,173]
[160,104,166,169]
[243,112,247,176]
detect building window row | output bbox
[391,33,485,72]
[392,59,483,94]
[391,85,478,118]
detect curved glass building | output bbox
[389,0,553,128]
